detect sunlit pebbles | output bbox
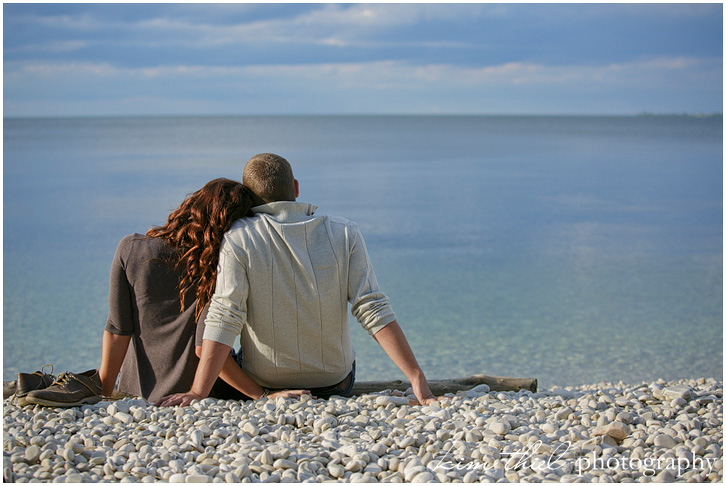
[3,378,722,483]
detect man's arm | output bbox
[99,331,132,398]
[196,345,266,399]
[156,234,247,407]
[157,340,311,406]
[155,339,230,407]
[195,346,311,400]
[373,320,438,405]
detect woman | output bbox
[99,178,307,403]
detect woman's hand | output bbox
[155,391,203,407]
[267,389,314,400]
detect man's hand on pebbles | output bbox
[155,391,203,407]
[155,389,314,407]
[268,389,313,400]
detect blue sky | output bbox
[3,3,723,117]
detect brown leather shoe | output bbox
[25,370,102,408]
[14,365,56,406]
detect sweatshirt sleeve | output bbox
[203,235,248,347]
[347,226,396,336]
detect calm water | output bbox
[3,115,723,388]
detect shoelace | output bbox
[28,364,54,382]
[51,371,101,396]
[52,372,74,388]
[39,364,54,377]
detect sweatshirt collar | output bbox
[252,201,318,223]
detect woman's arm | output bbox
[196,344,266,399]
[99,331,132,398]
[195,343,311,400]
[158,339,310,406]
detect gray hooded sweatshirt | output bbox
[203,201,395,388]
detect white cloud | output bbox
[4,40,88,55]
[6,61,120,78]
[8,4,493,51]
[4,53,721,117]
[5,55,719,87]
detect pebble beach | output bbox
[3,378,722,483]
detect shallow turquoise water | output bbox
[3,115,722,388]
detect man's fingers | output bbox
[410,395,442,406]
[154,395,173,407]
[155,394,188,407]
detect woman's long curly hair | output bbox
[146,178,252,320]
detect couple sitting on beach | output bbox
[25,153,438,408]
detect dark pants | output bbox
[210,360,356,401]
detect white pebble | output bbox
[654,434,677,448]
[185,474,211,483]
[490,421,511,435]
[375,396,409,407]
[24,445,40,463]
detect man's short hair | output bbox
[243,153,296,205]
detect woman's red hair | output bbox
[146,178,252,320]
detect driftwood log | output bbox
[352,374,537,396]
[4,374,537,402]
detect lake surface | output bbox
[3,115,723,388]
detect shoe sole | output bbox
[24,395,101,408]
[16,396,31,407]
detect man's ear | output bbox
[294,179,299,199]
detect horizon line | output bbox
[4,112,722,120]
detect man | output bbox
[158,153,436,406]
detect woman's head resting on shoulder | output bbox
[147,178,253,319]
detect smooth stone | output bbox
[61,449,75,462]
[490,421,511,435]
[375,396,409,407]
[465,384,490,397]
[114,401,131,414]
[327,463,345,479]
[116,412,134,424]
[25,446,41,463]
[470,384,491,394]
[185,475,212,483]
[225,472,241,483]
[555,407,574,420]
[412,471,435,482]
[337,444,359,458]
[615,411,636,424]
[243,422,259,437]
[655,469,676,482]
[653,434,677,448]
[257,449,274,466]
[593,421,629,442]
[671,397,687,408]
[663,385,692,401]
[345,459,366,472]
[273,459,297,470]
